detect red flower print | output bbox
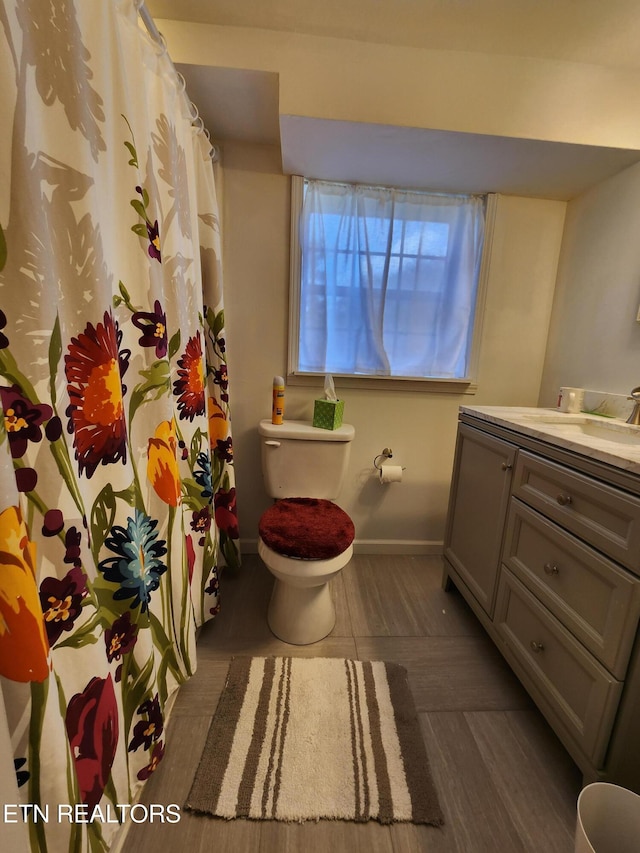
[214,436,233,463]
[39,566,87,646]
[65,311,130,478]
[64,526,83,567]
[173,333,205,421]
[42,509,64,537]
[45,415,63,442]
[65,675,119,810]
[204,571,219,597]
[128,694,163,752]
[214,487,239,539]
[132,299,168,358]
[137,741,165,781]
[213,364,229,403]
[0,384,53,459]
[104,611,138,664]
[190,507,211,534]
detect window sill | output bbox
[286,372,478,394]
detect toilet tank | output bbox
[259,419,355,499]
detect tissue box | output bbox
[313,398,344,430]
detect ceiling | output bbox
[147,0,640,70]
[148,1,640,199]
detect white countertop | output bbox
[460,405,640,475]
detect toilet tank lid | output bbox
[259,419,355,442]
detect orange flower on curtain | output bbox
[0,505,49,682]
[147,419,182,506]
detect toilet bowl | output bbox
[258,495,355,644]
[257,419,355,645]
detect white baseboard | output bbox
[239,538,443,556]
[353,540,443,555]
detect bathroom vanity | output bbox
[443,406,640,792]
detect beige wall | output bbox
[160,20,640,150]
[159,17,640,552]
[540,160,640,406]
[222,142,565,551]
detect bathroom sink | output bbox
[545,422,640,445]
[517,414,640,445]
[518,413,591,424]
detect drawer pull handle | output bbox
[530,640,545,654]
[556,493,572,506]
[501,462,512,471]
[543,562,559,576]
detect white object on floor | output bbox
[575,782,640,853]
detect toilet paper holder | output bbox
[373,448,406,474]
[373,448,394,470]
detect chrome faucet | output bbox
[626,387,640,425]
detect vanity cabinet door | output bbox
[495,569,623,766]
[444,424,516,617]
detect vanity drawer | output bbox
[504,500,640,678]
[512,451,640,573]
[495,569,623,766]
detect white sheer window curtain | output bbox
[298,180,486,379]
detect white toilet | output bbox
[257,418,355,645]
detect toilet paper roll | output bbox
[379,464,403,484]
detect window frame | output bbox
[287,176,497,393]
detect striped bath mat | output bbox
[185,656,444,825]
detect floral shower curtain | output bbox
[0,1,239,850]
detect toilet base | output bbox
[267,579,335,645]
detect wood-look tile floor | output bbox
[121,555,582,852]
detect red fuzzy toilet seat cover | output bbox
[259,498,355,560]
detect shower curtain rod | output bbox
[136,1,220,163]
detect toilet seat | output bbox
[259,497,355,560]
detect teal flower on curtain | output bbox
[193,451,213,498]
[65,675,119,810]
[65,311,131,478]
[173,333,205,420]
[98,510,167,612]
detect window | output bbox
[288,178,492,387]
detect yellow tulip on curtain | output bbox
[0,1,239,849]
